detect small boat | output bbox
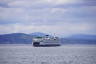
[32,35,61,47]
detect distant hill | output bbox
[0,33,32,44]
[0,33,96,44]
[69,34,96,40]
[61,34,96,44]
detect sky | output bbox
[0,0,96,37]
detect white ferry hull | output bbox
[33,41,60,46]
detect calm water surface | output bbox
[0,44,96,64]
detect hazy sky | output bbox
[0,0,96,37]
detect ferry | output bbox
[32,35,61,46]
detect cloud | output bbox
[0,5,95,24]
[0,7,68,25]
[1,0,95,8]
[0,0,96,36]
[7,0,77,8]
[0,22,96,37]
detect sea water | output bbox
[0,44,96,64]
